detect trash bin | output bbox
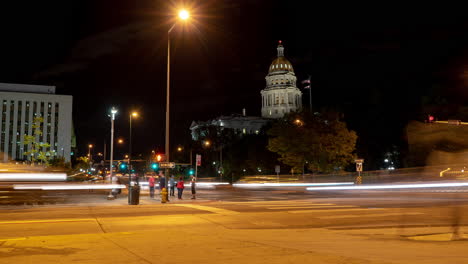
[128,185,140,205]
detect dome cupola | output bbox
[268,40,294,74]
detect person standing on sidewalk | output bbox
[176,177,185,199]
[191,176,196,199]
[169,175,175,197]
[148,175,155,198]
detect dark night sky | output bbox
[1,1,467,162]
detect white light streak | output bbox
[13,184,126,190]
[233,182,354,188]
[306,182,468,191]
[196,182,230,186]
[0,173,67,181]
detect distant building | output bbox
[0,83,73,162]
[190,109,269,140]
[261,41,302,118]
[190,41,302,139]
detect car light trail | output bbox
[196,182,230,186]
[233,182,354,188]
[13,184,126,190]
[306,182,468,191]
[0,173,67,181]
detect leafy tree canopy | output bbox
[267,111,357,173]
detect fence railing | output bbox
[240,163,468,184]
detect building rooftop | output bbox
[0,83,56,94]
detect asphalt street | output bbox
[1,185,468,263]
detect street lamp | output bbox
[166,9,190,181]
[88,144,93,158]
[129,112,138,186]
[118,138,124,144]
[108,107,118,200]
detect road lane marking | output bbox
[250,203,338,207]
[0,218,95,225]
[173,204,239,215]
[317,212,424,219]
[0,237,27,241]
[288,208,384,214]
[267,205,357,210]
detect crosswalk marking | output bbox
[317,212,424,219]
[288,208,384,214]
[173,204,239,215]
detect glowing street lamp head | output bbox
[111,107,118,115]
[88,144,93,148]
[177,147,183,152]
[204,140,211,147]
[131,112,138,118]
[118,139,124,144]
[178,10,189,20]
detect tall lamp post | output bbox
[129,112,138,182]
[108,107,118,200]
[165,9,190,180]
[88,144,93,159]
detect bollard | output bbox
[355,176,362,185]
[161,188,168,203]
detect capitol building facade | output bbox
[261,41,302,119]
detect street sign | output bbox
[275,165,280,174]
[196,154,201,166]
[355,159,364,172]
[159,162,175,169]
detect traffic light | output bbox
[428,115,434,123]
[119,162,127,171]
[150,162,159,171]
[155,153,166,162]
[188,168,194,176]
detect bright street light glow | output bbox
[118,139,124,144]
[306,182,468,191]
[131,112,138,117]
[178,10,189,20]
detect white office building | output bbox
[0,83,73,162]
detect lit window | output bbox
[280,64,283,68]
[242,128,246,134]
[255,130,259,134]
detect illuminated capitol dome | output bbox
[261,41,302,118]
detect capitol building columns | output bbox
[261,41,302,119]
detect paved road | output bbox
[1,192,467,263]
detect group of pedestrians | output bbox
[148,173,196,200]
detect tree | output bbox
[23,116,51,165]
[268,111,357,173]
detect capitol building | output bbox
[261,41,302,118]
[190,41,302,139]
